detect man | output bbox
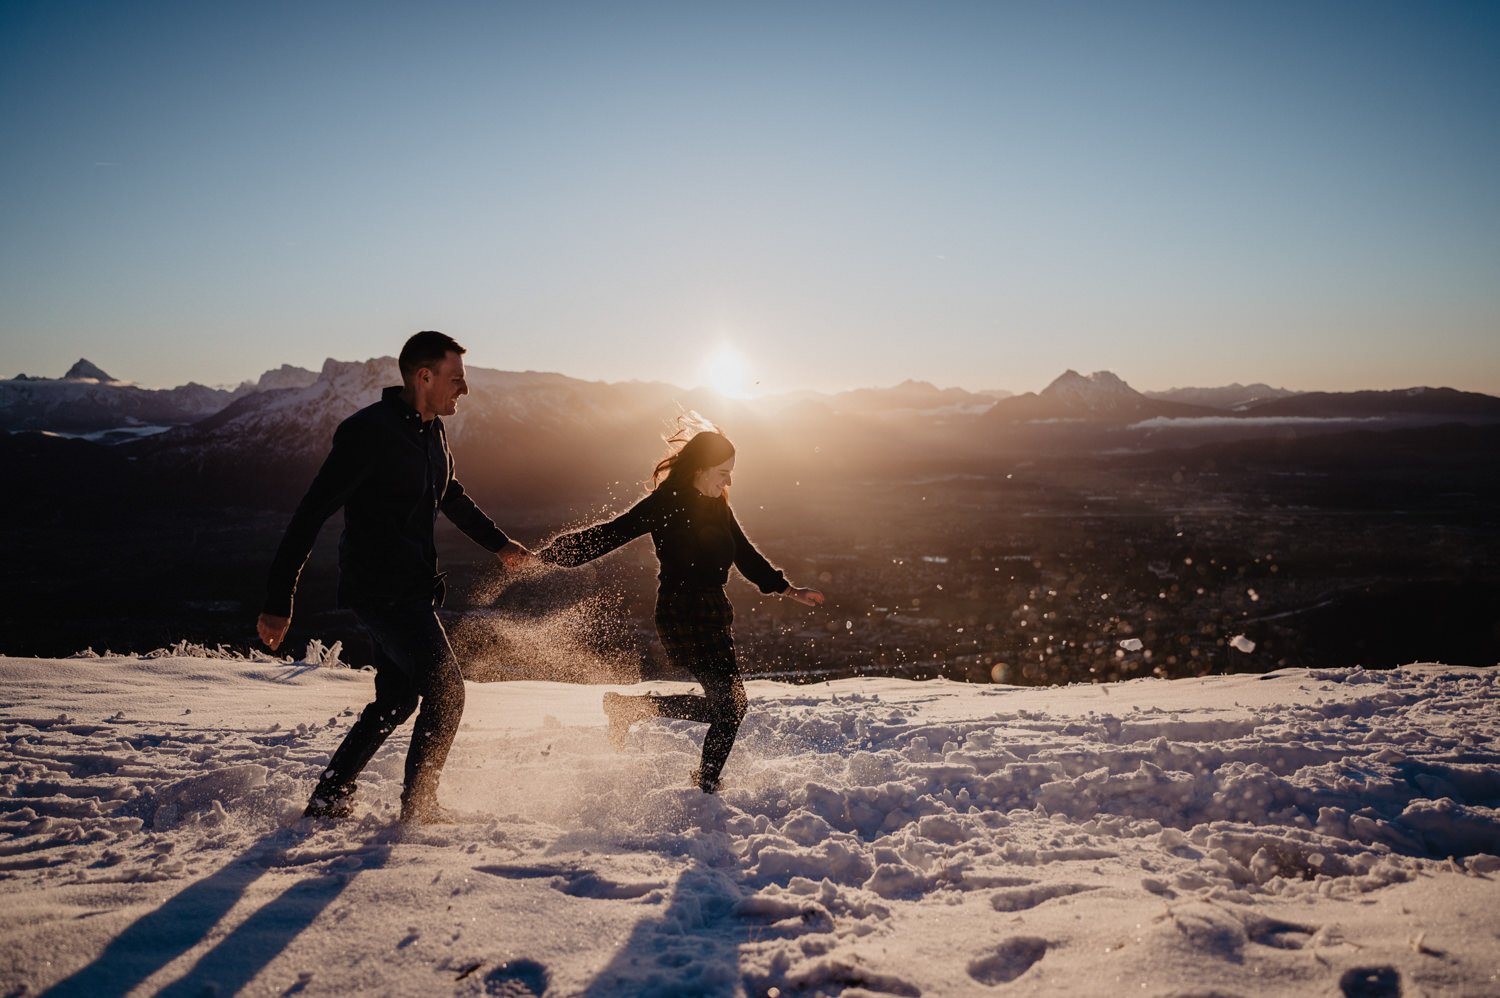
[257,331,531,824]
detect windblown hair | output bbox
[652,414,735,493]
[398,330,466,379]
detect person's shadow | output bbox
[42,824,393,997]
[576,812,853,998]
[579,859,753,998]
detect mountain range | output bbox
[10,359,1500,434]
[6,358,1500,507]
[1,359,319,436]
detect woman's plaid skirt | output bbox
[655,587,737,673]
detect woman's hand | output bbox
[782,586,824,608]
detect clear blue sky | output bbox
[2,1,1497,395]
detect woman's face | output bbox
[692,456,735,498]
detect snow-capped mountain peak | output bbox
[1037,369,1147,412]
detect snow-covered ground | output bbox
[2,652,1497,997]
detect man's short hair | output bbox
[398,331,466,378]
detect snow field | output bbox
[1,656,1497,996]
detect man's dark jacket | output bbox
[263,386,509,618]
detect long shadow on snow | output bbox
[579,860,753,998]
[41,824,392,997]
[578,854,909,998]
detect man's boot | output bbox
[304,781,357,820]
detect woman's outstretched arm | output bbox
[727,506,823,606]
[538,490,662,567]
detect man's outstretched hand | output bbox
[496,540,537,571]
[257,613,291,651]
[783,587,825,608]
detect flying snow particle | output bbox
[1119,638,1143,652]
[1230,634,1256,653]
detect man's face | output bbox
[423,352,468,417]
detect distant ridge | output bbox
[982,372,1500,425]
[830,379,1007,415]
[1145,382,1299,411]
[1242,387,1500,418]
[239,363,319,394]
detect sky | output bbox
[2,0,1498,396]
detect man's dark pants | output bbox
[310,599,465,811]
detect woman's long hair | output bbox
[652,413,735,495]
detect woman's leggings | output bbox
[642,668,748,783]
[649,587,748,782]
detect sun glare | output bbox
[703,345,753,398]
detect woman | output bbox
[539,421,823,793]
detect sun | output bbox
[702,344,753,398]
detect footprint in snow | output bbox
[475,863,666,900]
[989,882,1097,912]
[968,936,1049,986]
[477,958,550,997]
[1170,902,1320,961]
[1246,914,1317,951]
